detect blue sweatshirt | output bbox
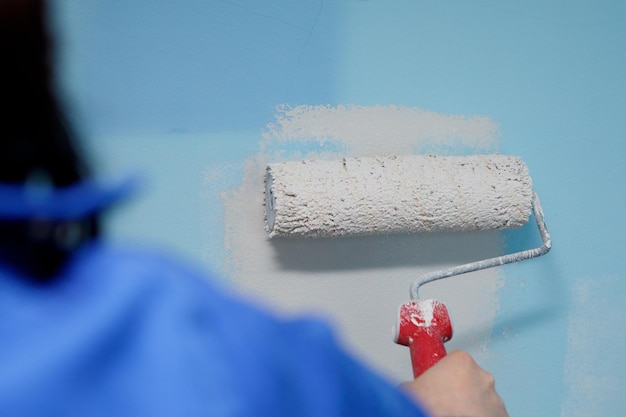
[0,179,427,417]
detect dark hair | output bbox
[0,0,98,280]
[0,0,89,185]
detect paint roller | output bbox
[264,154,551,377]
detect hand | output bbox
[400,350,508,417]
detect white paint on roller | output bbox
[266,155,532,238]
[221,105,506,381]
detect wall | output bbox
[53,1,626,416]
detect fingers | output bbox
[400,350,509,417]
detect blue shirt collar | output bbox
[0,175,139,220]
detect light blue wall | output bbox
[52,1,626,415]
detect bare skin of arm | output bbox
[401,350,509,417]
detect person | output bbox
[0,1,508,416]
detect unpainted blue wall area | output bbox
[52,0,341,265]
[52,1,626,415]
[55,1,339,135]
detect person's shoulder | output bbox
[66,241,229,305]
[73,241,220,282]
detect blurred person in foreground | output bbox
[0,1,508,416]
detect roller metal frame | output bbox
[409,192,552,300]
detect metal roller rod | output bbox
[409,192,552,300]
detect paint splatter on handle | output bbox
[394,299,453,377]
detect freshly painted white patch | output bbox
[222,105,504,381]
[561,276,626,417]
[263,104,500,155]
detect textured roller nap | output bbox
[265,154,533,238]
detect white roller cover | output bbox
[265,154,533,238]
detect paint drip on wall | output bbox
[221,104,505,381]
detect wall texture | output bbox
[53,1,626,416]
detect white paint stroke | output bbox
[223,104,504,381]
[262,104,500,155]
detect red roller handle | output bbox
[394,300,453,378]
